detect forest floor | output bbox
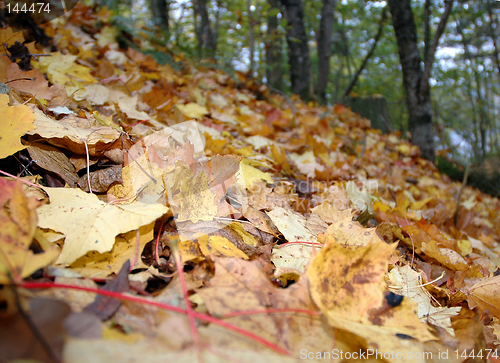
[1,4,500,363]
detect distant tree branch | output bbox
[343,6,387,97]
[420,0,454,96]
[486,2,500,74]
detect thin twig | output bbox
[169,238,203,362]
[127,150,158,185]
[83,138,92,194]
[275,241,324,248]
[343,6,387,97]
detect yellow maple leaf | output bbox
[38,52,96,85]
[0,28,24,47]
[0,94,35,159]
[0,179,59,283]
[36,187,168,265]
[176,103,209,119]
[198,234,249,260]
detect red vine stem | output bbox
[17,281,290,355]
[0,170,41,188]
[170,238,202,362]
[154,218,165,265]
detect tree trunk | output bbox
[388,0,453,161]
[195,0,217,59]
[316,0,336,104]
[149,0,170,31]
[266,0,284,90]
[280,0,311,101]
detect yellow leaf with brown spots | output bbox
[308,237,396,322]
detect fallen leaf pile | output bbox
[1,5,500,362]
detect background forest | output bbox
[102,0,497,181]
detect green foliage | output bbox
[431,1,500,162]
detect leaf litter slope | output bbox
[0,4,499,362]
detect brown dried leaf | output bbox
[467,275,500,320]
[27,143,79,187]
[77,165,122,193]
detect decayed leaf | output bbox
[240,158,274,187]
[3,8,500,360]
[202,155,242,186]
[174,167,218,223]
[27,108,120,155]
[0,179,59,283]
[0,55,54,99]
[0,94,35,159]
[311,201,348,224]
[324,317,430,363]
[271,243,316,275]
[308,238,396,323]
[70,223,154,278]
[83,261,129,320]
[73,84,110,105]
[177,238,204,263]
[77,165,122,193]
[243,206,278,236]
[36,187,168,264]
[346,180,374,214]
[196,257,327,357]
[228,222,258,246]
[176,102,209,119]
[323,210,383,247]
[289,150,324,178]
[38,52,96,85]
[388,265,461,336]
[196,258,279,345]
[167,155,243,224]
[198,234,249,259]
[109,149,165,203]
[467,275,500,320]
[0,27,24,46]
[26,143,79,187]
[266,207,317,243]
[0,298,71,362]
[116,94,150,121]
[421,240,469,271]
